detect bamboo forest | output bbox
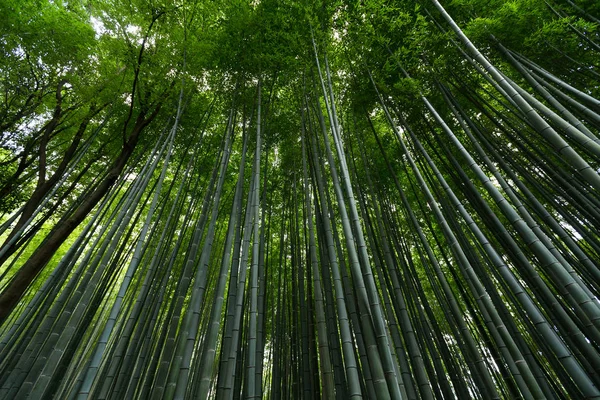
[2,0,600,398]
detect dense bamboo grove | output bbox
[1,0,600,398]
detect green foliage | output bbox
[0,0,95,65]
